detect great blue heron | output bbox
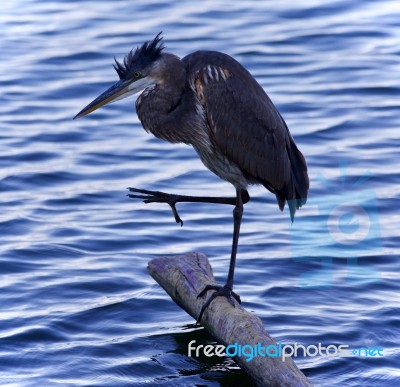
[74,33,309,324]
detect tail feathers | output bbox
[275,137,309,222]
[276,190,305,223]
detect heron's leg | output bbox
[127,187,249,226]
[196,188,243,324]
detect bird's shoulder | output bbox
[183,50,258,91]
[182,51,284,131]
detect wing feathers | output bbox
[187,52,308,220]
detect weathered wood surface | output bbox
[148,252,312,387]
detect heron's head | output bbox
[74,32,165,119]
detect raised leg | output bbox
[128,187,249,225]
[196,188,244,324]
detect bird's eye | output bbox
[134,71,141,78]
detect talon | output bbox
[127,187,184,225]
[197,284,220,298]
[196,284,241,325]
[127,194,150,200]
[169,202,183,226]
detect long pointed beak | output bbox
[74,79,137,119]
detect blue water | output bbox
[1,1,399,386]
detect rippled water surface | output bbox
[1,1,399,386]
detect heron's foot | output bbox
[127,187,183,226]
[196,284,241,324]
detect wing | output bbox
[184,51,309,219]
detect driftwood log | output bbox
[148,252,312,387]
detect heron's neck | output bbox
[151,53,186,98]
[136,54,205,146]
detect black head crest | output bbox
[113,32,165,80]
